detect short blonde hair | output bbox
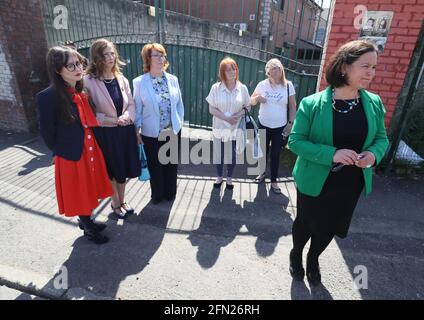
[265,58,287,86]
[141,43,169,73]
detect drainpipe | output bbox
[260,0,272,58]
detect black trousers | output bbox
[142,131,180,202]
[259,122,286,182]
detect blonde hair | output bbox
[141,43,169,73]
[219,57,239,84]
[85,38,126,78]
[265,58,287,86]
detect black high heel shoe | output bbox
[121,202,134,215]
[289,249,305,281]
[111,203,127,219]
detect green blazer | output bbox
[288,86,389,197]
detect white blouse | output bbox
[206,81,250,141]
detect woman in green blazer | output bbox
[287,40,389,286]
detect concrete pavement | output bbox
[0,128,423,300]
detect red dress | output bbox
[55,89,113,217]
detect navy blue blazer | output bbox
[36,86,85,161]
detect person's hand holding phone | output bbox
[333,149,358,165]
[355,151,375,168]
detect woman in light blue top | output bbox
[133,43,184,204]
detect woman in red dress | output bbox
[37,46,113,244]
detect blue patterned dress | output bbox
[151,74,172,131]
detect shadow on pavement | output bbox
[16,151,51,176]
[290,279,333,300]
[188,179,293,269]
[15,200,173,299]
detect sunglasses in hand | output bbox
[331,154,365,172]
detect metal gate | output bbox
[40,0,333,128]
[381,21,424,172]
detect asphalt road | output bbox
[0,128,423,300]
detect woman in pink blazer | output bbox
[84,38,140,219]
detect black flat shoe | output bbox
[226,183,234,190]
[271,186,282,194]
[213,180,223,188]
[289,249,305,281]
[78,219,107,232]
[254,174,266,184]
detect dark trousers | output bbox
[215,140,237,177]
[142,132,180,202]
[259,122,286,182]
[291,215,334,269]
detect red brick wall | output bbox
[318,0,424,128]
[0,0,49,133]
[163,0,260,32]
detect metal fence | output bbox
[40,0,332,128]
[78,43,318,128]
[381,20,424,172]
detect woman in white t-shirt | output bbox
[251,58,297,194]
[206,57,250,190]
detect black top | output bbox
[103,79,123,116]
[36,86,85,161]
[332,98,368,152]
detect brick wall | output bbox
[0,0,48,133]
[318,0,424,128]
[164,0,259,32]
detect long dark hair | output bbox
[45,46,94,123]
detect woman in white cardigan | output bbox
[133,43,184,204]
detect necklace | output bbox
[332,88,359,114]
[103,78,114,84]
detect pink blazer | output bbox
[83,74,136,127]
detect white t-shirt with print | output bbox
[254,79,295,128]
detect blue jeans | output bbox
[215,140,236,177]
